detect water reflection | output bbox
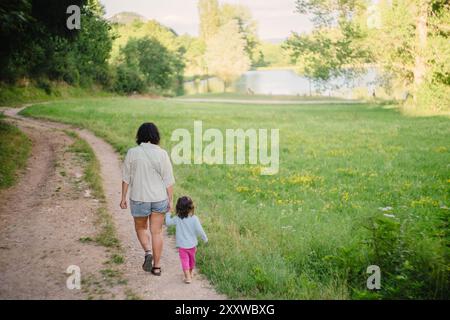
[184,69,382,99]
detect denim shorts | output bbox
[130,199,169,217]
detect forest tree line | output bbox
[0,0,280,97]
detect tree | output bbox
[0,0,113,87]
[110,19,182,62]
[219,3,260,65]
[178,35,207,77]
[287,0,449,111]
[205,20,251,91]
[285,0,371,82]
[198,0,220,42]
[117,37,184,94]
[0,0,82,82]
[285,23,370,81]
[369,0,449,110]
[74,1,113,86]
[259,42,292,67]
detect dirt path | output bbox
[0,113,111,299]
[1,107,225,300]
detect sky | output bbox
[99,0,313,40]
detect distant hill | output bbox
[109,13,181,62]
[108,12,147,24]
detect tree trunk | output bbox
[204,66,210,93]
[413,1,429,103]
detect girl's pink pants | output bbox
[178,247,197,271]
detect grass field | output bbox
[0,83,114,107]
[176,92,350,101]
[21,97,449,299]
[0,114,31,189]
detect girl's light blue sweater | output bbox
[165,213,208,249]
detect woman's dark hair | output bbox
[176,196,195,219]
[136,122,160,145]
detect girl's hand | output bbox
[120,199,127,209]
[167,201,173,213]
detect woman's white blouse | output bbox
[122,143,175,202]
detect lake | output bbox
[184,68,382,99]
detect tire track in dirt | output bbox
[0,114,111,299]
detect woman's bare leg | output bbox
[150,212,164,268]
[134,216,151,252]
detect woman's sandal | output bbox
[142,253,153,272]
[151,267,162,276]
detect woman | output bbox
[120,122,175,276]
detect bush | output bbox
[114,65,145,94]
[95,66,115,90]
[36,78,52,95]
[62,65,80,85]
[416,81,450,113]
[358,215,449,299]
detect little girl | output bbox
[165,196,208,283]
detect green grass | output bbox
[124,288,142,300]
[177,92,349,101]
[0,114,31,188]
[66,130,130,298]
[0,83,114,107]
[21,97,450,299]
[66,131,104,200]
[107,254,125,265]
[79,236,94,243]
[66,131,120,249]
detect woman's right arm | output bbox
[120,150,132,209]
[120,181,129,209]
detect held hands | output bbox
[167,201,173,213]
[120,198,127,209]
